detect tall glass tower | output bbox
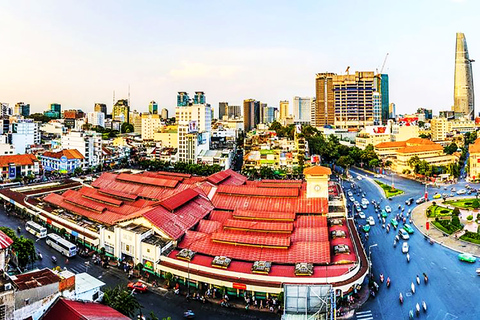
[454,32,474,119]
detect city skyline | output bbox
[0,1,478,117]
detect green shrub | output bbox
[473,199,480,209]
[453,208,461,216]
[467,215,474,221]
[452,215,461,228]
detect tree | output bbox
[473,199,480,209]
[407,156,420,169]
[443,143,458,155]
[74,167,83,176]
[419,133,431,139]
[27,113,51,123]
[103,285,141,317]
[0,227,37,269]
[121,123,134,133]
[336,156,354,169]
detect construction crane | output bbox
[345,66,350,74]
[379,53,389,74]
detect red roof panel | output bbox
[116,173,179,188]
[209,210,233,223]
[98,188,137,201]
[207,171,231,185]
[197,220,223,234]
[81,191,123,207]
[291,227,329,242]
[160,188,199,211]
[223,219,294,233]
[0,230,13,249]
[295,216,328,228]
[217,185,299,197]
[233,208,295,221]
[43,298,130,320]
[211,232,291,248]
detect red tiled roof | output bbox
[207,169,247,186]
[211,232,291,248]
[258,182,303,188]
[405,137,436,145]
[207,170,231,184]
[41,149,84,160]
[223,219,294,233]
[0,154,38,167]
[374,141,406,149]
[98,188,137,201]
[82,190,123,207]
[43,298,130,320]
[0,230,13,249]
[295,216,328,228]
[396,144,443,154]
[217,185,299,197]
[291,227,329,242]
[233,209,296,221]
[197,220,223,234]
[116,173,179,188]
[159,188,199,211]
[303,166,332,176]
[209,210,233,223]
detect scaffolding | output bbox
[282,284,335,320]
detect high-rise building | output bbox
[14,102,30,117]
[11,119,40,154]
[228,105,241,118]
[260,103,267,124]
[417,108,433,120]
[87,112,105,128]
[0,103,12,118]
[389,103,396,119]
[112,99,129,123]
[373,92,381,125]
[375,74,389,124]
[161,108,169,120]
[279,100,289,120]
[149,101,158,114]
[177,92,189,107]
[61,131,102,167]
[219,102,228,120]
[264,106,276,124]
[243,99,261,131]
[454,32,475,119]
[293,96,313,124]
[194,92,206,104]
[94,103,107,118]
[141,114,162,140]
[314,73,335,127]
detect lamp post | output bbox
[368,244,378,276]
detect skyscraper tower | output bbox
[454,32,475,119]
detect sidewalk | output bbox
[411,200,480,257]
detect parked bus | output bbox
[25,221,47,239]
[46,233,77,257]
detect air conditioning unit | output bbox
[4,283,11,290]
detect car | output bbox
[405,198,414,205]
[458,253,477,263]
[349,197,355,202]
[390,218,398,228]
[362,225,371,232]
[361,203,368,209]
[451,187,456,192]
[385,206,392,213]
[416,197,426,204]
[402,242,409,253]
[348,191,353,197]
[450,193,455,197]
[374,174,380,178]
[399,229,410,240]
[354,201,360,206]
[359,211,366,219]
[362,198,369,204]
[381,210,388,218]
[457,189,467,195]
[403,224,414,234]
[357,176,363,181]
[433,193,442,199]
[356,205,362,212]
[367,216,375,225]
[127,281,148,292]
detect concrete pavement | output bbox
[412,199,480,257]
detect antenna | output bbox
[128,84,130,106]
[380,53,389,74]
[113,90,115,106]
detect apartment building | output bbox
[61,131,102,168]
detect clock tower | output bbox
[304,166,331,199]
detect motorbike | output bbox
[183,310,195,319]
[429,239,434,245]
[416,275,420,285]
[409,310,414,319]
[423,273,428,284]
[52,256,57,264]
[17,226,21,233]
[380,274,384,283]
[382,224,385,229]
[406,253,410,263]
[386,225,390,233]
[395,235,400,242]
[393,240,397,248]
[386,277,390,288]
[411,282,415,294]
[422,301,427,312]
[38,251,42,260]
[399,292,403,304]
[221,301,231,308]
[416,303,420,315]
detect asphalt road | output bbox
[346,168,480,319]
[0,210,279,320]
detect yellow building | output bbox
[431,116,475,141]
[153,126,178,148]
[141,114,162,141]
[469,138,480,181]
[112,99,129,123]
[375,138,457,174]
[355,132,390,150]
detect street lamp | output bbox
[368,244,378,275]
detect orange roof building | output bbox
[469,138,480,181]
[40,149,85,173]
[0,154,40,180]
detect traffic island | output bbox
[374,180,404,198]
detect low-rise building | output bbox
[0,154,40,179]
[469,138,480,181]
[43,298,129,320]
[197,149,233,169]
[61,131,102,168]
[40,149,85,173]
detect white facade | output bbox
[87,112,105,128]
[141,114,162,140]
[61,131,102,168]
[176,104,211,163]
[293,96,312,124]
[11,119,40,154]
[0,143,15,155]
[40,121,65,135]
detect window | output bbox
[0,305,5,320]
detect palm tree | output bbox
[102,285,141,317]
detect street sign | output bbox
[426,222,430,230]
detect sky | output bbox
[0,0,478,117]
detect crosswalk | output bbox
[355,310,373,320]
[68,265,87,274]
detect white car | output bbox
[348,191,353,197]
[362,198,369,205]
[354,201,360,206]
[402,242,409,253]
[457,189,467,195]
[359,212,366,219]
[349,197,355,202]
[374,174,380,178]
[385,206,392,213]
[355,205,362,212]
[361,203,368,209]
[367,216,375,226]
[357,176,363,181]
[399,229,410,240]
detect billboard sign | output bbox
[59,156,68,173]
[188,121,198,133]
[8,164,16,179]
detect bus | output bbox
[46,233,77,257]
[25,221,47,239]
